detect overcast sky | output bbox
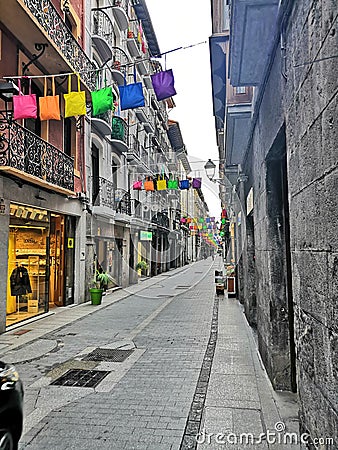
[145,0,221,218]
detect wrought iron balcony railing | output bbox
[22,0,95,90]
[0,115,74,191]
[115,188,131,215]
[92,9,114,48]
[111,47,130,72]
[96,178,131,215]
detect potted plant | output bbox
[136,260,149,276]
[112,60,121,71]
[89,277,103,305]
[88,267,108,305]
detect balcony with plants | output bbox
[126,21,142,58]
[110,116,129,152]
[111,47,130,85]
[1,0,95,90]
[0,115,74,194]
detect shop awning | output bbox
[209,35,228,131]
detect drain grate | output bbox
[82,348,134,362]
[51,369,110,388]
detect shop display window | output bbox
[6,204,49,326]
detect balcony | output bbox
[112,0,129,31]
[135,107,148,124]
[126,22,141,58]
[167,152,178,172]
[0,115,74,195]
[91,111,112,136]
[136,108,155,134]
[111,47,130,85]
[110,116,129,152]
[126,136,141,163]
[94,179,131,217]
[229,0,279,86]
[136,57,149,76]
[92,9,114,64]
[1,0,95,90]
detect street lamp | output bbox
[204,159,216,181]
[0,81,18,102]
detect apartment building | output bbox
[0,0,193,332]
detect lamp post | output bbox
[204,159,217,181]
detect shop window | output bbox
[7,204,49,326]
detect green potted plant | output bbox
[89,279,103,305]
[88,268,108,305]
[135,260,149,276]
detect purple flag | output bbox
[151,69,177,101]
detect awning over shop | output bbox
[209,35,228,131]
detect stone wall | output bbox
[250,45,294,390]
[284,0,338,443]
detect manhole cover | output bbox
[82,348,134,362]
[51,369,109,388]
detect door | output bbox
[50,215,65,306]
[64,216,75,306]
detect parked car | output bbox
[0,361,24,450]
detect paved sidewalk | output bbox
[197,295,300,449]
[0,259,299,449]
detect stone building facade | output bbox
[211,0,337,445]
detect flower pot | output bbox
[89,288,103,305]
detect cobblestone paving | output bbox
[19,260,216,449]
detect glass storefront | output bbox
[6,203,75,327]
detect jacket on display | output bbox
[10,266,32,296]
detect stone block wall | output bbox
[284,0,338,443]
[249,44,294,390]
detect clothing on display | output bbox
[10,265,32,296]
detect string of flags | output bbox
[6,38,210,121]
[9,67,177,121]
[133,176,202,191]
[178,215,227,248]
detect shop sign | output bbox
[140,231,152,241]
[67,238,74,248]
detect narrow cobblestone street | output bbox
[0,259,299,449]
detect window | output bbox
[235,86,246,94]
[64,118,78,170]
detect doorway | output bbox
[49,214,75,307]
[266,132,297,392]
